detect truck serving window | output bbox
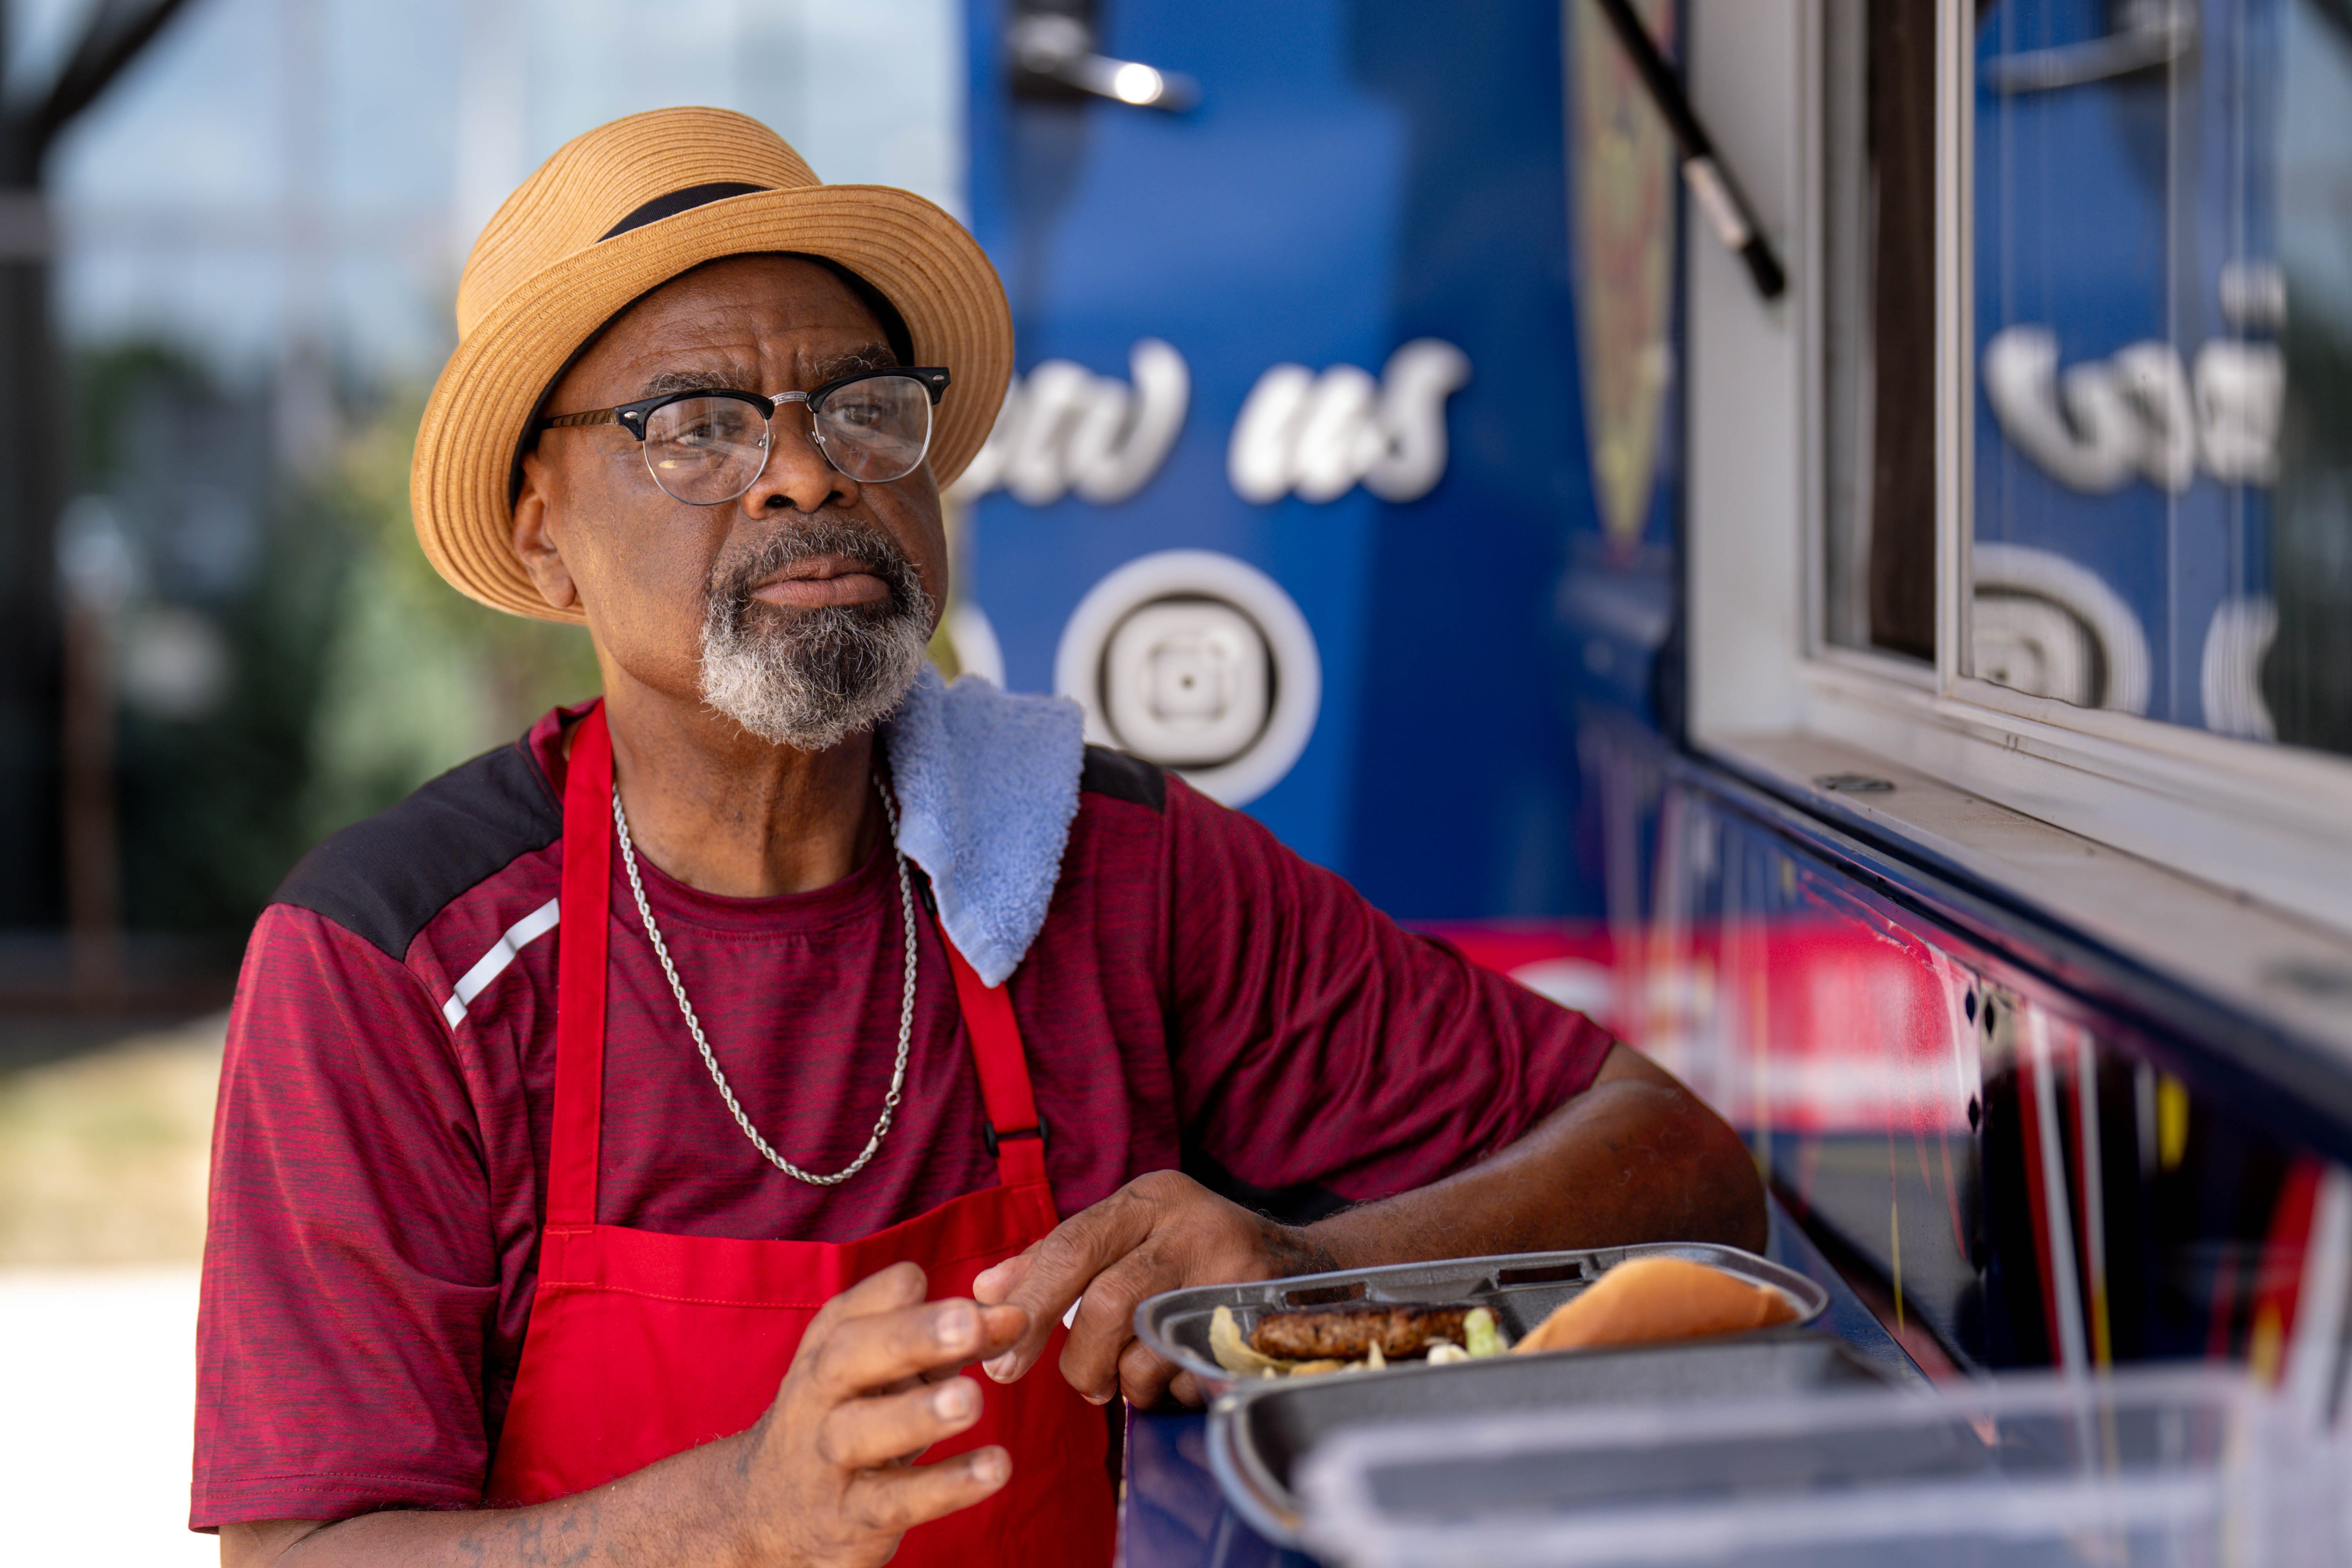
[1820,0,1938,665]
[1970,0,2352,748]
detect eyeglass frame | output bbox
[534,364,954,495]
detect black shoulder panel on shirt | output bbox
[1079,745,1165,813]
[272,739,563,960]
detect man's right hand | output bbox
[736,1260,1028,1564]
[222,1261,1029,1568]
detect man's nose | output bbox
[738,407,858,516]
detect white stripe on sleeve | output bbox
[441,897,562,1030]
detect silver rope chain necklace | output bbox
[611,776,916,1187]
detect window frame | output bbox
[1686,0,2352,949]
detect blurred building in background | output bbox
[1,0,963,1016]
[0,7,967,1560]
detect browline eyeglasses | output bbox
[537,365,951,505]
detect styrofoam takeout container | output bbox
[1208,1332,1887,1546]
[1293,1365,2336,1568]
[1132,1241,1829,1400]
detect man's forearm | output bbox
[972,1043,1769,1406]
[1299,1043,1767,1272]
[226,1432,755,1568]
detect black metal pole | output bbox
[0,129,65,929]
[0,0,200,941]
[1592,0,1787,302]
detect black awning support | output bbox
[1592,0,1788,303]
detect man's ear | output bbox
[512,452,581,613]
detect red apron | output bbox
[485,703,1116,1564]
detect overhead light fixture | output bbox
[1009,3,1199,113]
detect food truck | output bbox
[955,0,2352,1559]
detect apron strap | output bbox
[549,702,613,1227]
[546,709,1051,1211]
[941,937,1050,1190]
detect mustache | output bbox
[707,517,924,618]
[696,514,935,751]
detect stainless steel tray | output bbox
[1133,1241,1829,1399]
[1208,1332,1891,1548]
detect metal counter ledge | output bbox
[1113,1196,1928,1568]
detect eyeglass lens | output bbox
[641,376,935,505]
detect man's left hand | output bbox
[969,1171,1334,1409]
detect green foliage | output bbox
[112,481,352,933]
[299,392,601,846]
[77,341,598,939]
[89,345,352,936]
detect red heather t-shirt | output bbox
[192,705,1613,1528]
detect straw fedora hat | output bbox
[411,106,1013,623]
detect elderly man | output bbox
[196,109,1761,1567]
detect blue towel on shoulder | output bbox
[881,666,1086,987]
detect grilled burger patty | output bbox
[1249,1304,1472,1360]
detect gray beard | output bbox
[697,519,934,752]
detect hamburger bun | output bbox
[1512,1256,1798,1354]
